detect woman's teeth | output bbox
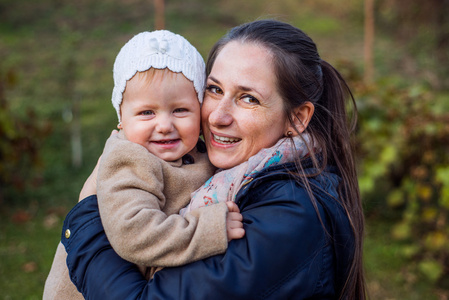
[213,134,240,144]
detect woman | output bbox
[62,19,366,299]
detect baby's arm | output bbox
[97,134,237,267]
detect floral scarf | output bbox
[179,135,312,216]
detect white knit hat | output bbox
[112,30,206,121]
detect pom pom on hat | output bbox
[112,30,206,121]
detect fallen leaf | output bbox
[22,261,37,273]
[11,210,32,224]
[43,214,60,229]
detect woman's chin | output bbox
[209,151,244,170]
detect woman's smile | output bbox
[212,133,242,145]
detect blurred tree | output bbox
[0,68,51,204]
[364,0,375,83]
[58,29,83,168]
[367,0,449,287]
[377,0,449,89]
[55,5,84,168]
[354,73,449,286]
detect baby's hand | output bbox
[226,201,245,241]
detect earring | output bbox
[117,122,122,129]
[286,131,293,137]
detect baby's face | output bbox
[120,69,201,162]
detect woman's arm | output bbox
[63,180,337,299]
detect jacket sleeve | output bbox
[43,242,84,300]
[62,179,336,300]
[97,135,228,267]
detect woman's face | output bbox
[201,41,290,169]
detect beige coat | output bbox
[43,132,227,299]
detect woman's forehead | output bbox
[210,41,276,97]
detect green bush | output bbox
[355,75,449,286]
[0,68,51,203]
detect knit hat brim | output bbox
[112,30,206,121]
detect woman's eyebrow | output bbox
[208,76,220,84]
[208,76,256,93]
[237,85,253,92]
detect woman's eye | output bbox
[141,110,154,116]
[206,85,223,95]
[241,95,260,105]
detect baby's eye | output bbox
[206,85,223,95]
[241,95,260,105]
[173,108,188,113]
[141,110,155,116]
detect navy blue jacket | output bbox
[61,160,354,299]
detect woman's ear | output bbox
[285,101,315,136]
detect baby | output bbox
[44,30,243,300]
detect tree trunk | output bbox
[435,0,449,88]
[154,0,165,30]
[71,94,82,168]
[364,0,375,83]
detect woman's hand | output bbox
[78,155,101,202]
[225,201,245,241]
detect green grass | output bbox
[0,209,64,299]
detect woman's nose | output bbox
[207,98,233,127]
